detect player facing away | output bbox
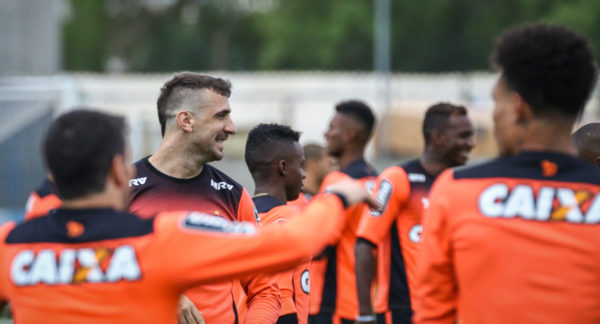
[244,123,310,324]
[355,103,474,324]
[127,73,280,324]
[0,109,380,324]
[572,123,600,165]
[288,144,337,210]
[309,100,378,324]
[414,23,600,324]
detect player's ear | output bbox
[278,160,288,176]
[431,129,445,146]
[512,92,533,125]
[175,111,195,132]
[594,156,600,166]
[110,154,128,189]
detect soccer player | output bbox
[355,103,474,324]
[128,72,280,324]
[309,100,378,324]
[0,109,379,324]
[288,144,336,210]
[245,123,310,324]
[414,23,600,324]
[572,123,600,165]
[24,177,60,221]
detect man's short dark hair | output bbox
[422,102,468,144]
[157,72,232,135]
[335,100,376,144]
[303,143,325,162]
[492,23,598,118]
[43,109,128,200]
[245,123,301,176]
[573,123,600,164]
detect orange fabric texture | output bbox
[0,194,346,324]
[414,152,600,324]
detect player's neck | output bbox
[254,183,287,202]
[61,189,125,211]
[517,120,576,155]
[337,147,365,170]
[150,136,206,179]
[420,152,451,177]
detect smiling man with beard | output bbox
[128,73,281,324]
[355,103,474,324]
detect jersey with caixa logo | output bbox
[128,157,275,324]
[357,159,435,320]
[414,151,600,324]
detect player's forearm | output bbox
[243,288,281,324]
[355,238,376,315]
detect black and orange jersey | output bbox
[24,179,61,221]
[310,159,377,320]
[253,195,311,324]
[415,151,600,324]
[128,157,280,324]
[0,193,348,324]
[287,192,313,211]
[357,159,435,321]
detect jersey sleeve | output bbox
[357,168,410,246]
[24,191,61,221]
[238,188,260,224]
[0,222,17,300]
[157,194,347,291]
[318,171,350,194]
[413,170,457,324]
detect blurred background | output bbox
[1,0,600,223]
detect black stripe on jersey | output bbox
[342,159,378,179]
[6,208,154,244]
[276,313,299,324]
[388,222,413,317]
[319,245,337,314]
[253,195,286,213]
[400,159,436,189]
[454,151,600,184]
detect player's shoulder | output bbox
[203,164,245,192]
[342,159,378,179]
[453,151,600,185]
[252,195,286,214]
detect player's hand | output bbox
[178,295,205,324]
[328,180,381,210]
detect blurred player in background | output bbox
[355,103,474,324]
[128,72,280,324]
[0,109,378,324]
[415,23,600,324]
[572,123,600,165]
[288,144,336,210]
[24,176,60,221]
[309,100,378,324]
[245,123,310,324]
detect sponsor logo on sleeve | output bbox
[370,179,393,217]
[128,177,147,187]
[211,179,234,191]
[478,183,600,224]
[11,245,141,286]
[183,212,257,234]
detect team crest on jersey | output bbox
[478,183,600,224]
[11,245,141,286]
[370,179,393,217]
[301,269,310,294]
[183,212,257,234]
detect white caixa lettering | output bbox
[11,245,141,286]
[478,183,600,224]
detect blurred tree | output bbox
[61,0,600,72]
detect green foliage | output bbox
[62,0,600,72]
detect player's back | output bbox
[417,151,600,324]
[0,208,186,324]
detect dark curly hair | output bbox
[157,72,232,136]
[335,100,376,144]
[422,102,468,144]
[245,123,301,176]
[492,23,598,118]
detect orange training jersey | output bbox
[254,195,311,324]
[24,179,61,221]
[0,193,347,324]
[415,151,600,324]
[310,159,377,321]
[128,157,280,324]
[357,159,435,323]
[288,192,313,211]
